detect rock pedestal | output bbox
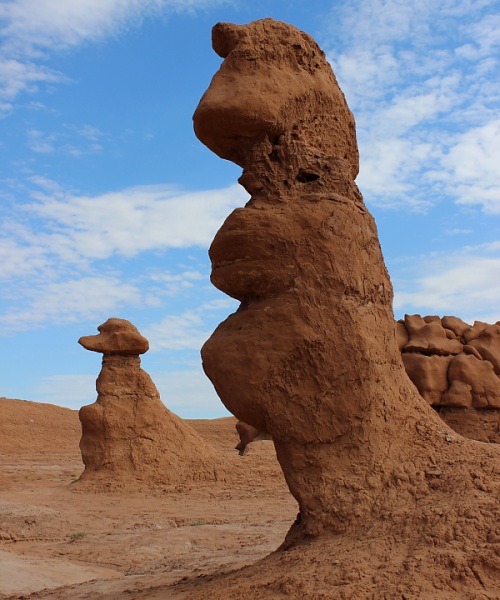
[78,318,221,487]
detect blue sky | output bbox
[1,0,499,418]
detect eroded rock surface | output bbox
[78,318,221,487]
[399,315,500,442]
[235,420,272,455]
[237,316,500,451]
[192,18,500,596]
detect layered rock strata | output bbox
[192,17,499,595]
[78,318,221,487]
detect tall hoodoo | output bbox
[194,16,499,554]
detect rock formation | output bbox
[78,318,221,487]
[399,314,500,443]
[235,420,272,455]
[236,315,500,452]
[192,18,500,596]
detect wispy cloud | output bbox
[0,58,62,112]
[144,298,237,351]
[26,125,104,155]
[393,241,500,324]
[0,178,245,332]
[0,0,228,114]
[326,0,500,212]
[23,180,248,259]
[0,275,143,331]
[441,118,500,214]
[148,270,204,297]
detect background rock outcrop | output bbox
[192,18,499,597]
[78,318,222,488]
[399,315,500,443]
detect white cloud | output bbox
[393,245,500,324]
[148,270,204,297]
[0,275,143,331]
[441,118,500,213]
[27,129,56,153]
[146,311,210,351]
[465,12,500,57]
[144,298,237,351]
[0,177,244,333]
[0,237,48,279]
[26,125,104,155]
[25,181,248,259]
[325,0,500,212]
[0,0,224,53]
[0,59,62,105]
[0,0,228,113]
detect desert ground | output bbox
[0,397,296,599]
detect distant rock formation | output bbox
[78,318,221,488]
[399,315,500,443]
[192,18,500,596]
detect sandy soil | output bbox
[2,397,499,599]
[0,398,296,599]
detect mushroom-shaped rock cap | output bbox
[79,318,149,356]
[193,18,359,177]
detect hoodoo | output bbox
[191,18,499,597]
[78,318,221,487]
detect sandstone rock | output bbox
[78,318,222,488]
[395,320,408,350]
[463,343,483,360]
[194,19,499,579]
[399,316,500,433]
[440,407,500,444]
[462,320,488,343]
[403,314,462,355]
[79,318,149,355]
[402,353,453,405]
[235,421,272,455]
[423,315,441,324]
[442,315,470,338]
[442,354,500,409]
[469,323,500,376]
[237,316,500,451]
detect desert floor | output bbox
[0,398,296,599]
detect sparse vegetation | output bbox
[68,530,86,543]
[190,519,206,526]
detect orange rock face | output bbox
[237,316,500,450]
[78,318,221,487]
[399,315,500,441]
[194,17,499,576]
